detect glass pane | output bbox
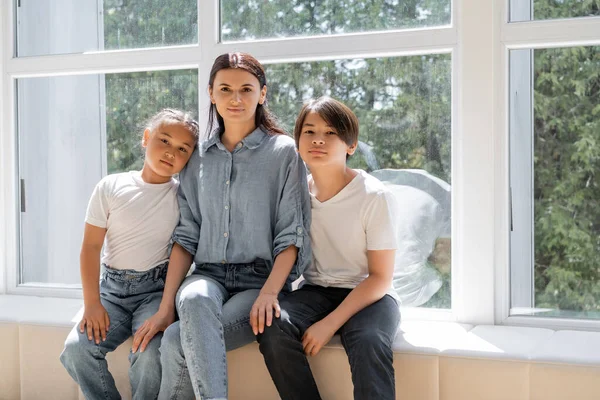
[510,0,600,22]
[16,0,197,57]
[510,46,600,319]
[17,69,198,286]
[221,0,451,42]
[266,55,452,308]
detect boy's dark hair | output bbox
[207,52,285,137]
[145,108,200,143]
[293,96,359,150]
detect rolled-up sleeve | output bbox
[171,165,201,256]
[272,149,312,278]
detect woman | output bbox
[132,52,311,400]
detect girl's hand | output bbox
[132,307,175,353]
[79,302,110,344]
[302,319,336,357]
[250,291,281,335]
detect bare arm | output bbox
[159,242,193,313]
[79,223,108,344]
[132,242,192,352]
[250,245,298,335]
[302,249,395,356]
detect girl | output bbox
[258,97,401,400]
[60,108,199,400]
[132,53,311,400]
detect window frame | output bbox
[3,0,598,329]
[497,1,600,330]
[6,0,455,318]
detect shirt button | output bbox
[224,232,228,237]
[225,180,230,185]
[225,205,229,210]
[221,260,226,264]
[236,143,242,149]
[297,227,303,234]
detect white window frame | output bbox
[497,2,600,330]
[3,0,598,329]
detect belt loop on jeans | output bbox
[153,265,161,281]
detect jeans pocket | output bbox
[251,263,271,278]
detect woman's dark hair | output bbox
[207,52,285,137]
[293,96,359,149]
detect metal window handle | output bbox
[20,179,26,212]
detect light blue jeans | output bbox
[60,263,167,400]
[158,261,285,400]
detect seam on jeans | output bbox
[170,363,188,400]
[95,345,110,399]
[104,317,132,341]
[223,316,249,333]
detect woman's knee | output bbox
[160,322,183,359]
[176,280,225,318]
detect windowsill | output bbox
[2,294,599,367]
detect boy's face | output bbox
[298,112,356,169]
[143,121,195,179]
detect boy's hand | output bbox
[302,319,336,357]
[79,302,110,344]
[250,292,281,335]
[132,307,175,353]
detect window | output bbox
[510,0,600,22]
[221,0,451,41]
[16,0,198,57]
[505,0,600,326]
[17,70,198,286]
[3,0,456,307]
[265,56,452,308]
[7,0,598,328]
[509,46,600,320]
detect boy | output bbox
[258,97,400,400]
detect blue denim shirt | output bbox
[172,126,311,282]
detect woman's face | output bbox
[209,68,267,129]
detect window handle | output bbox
[20,179,26,212]
[509,185,513,232]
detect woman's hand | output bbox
[131,307,176,353]
[79,302,110,344]
[250,291,281,335]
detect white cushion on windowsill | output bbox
[2,294,600,367]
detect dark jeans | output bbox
[257,284,400,400]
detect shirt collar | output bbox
[201,126,268,154]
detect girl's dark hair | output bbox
[145,108,200,143]
[293,96,359,148]
[207,52,285,137]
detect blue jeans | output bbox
[158,261,282,400]
[60,263,168,400]
[257,285,401,400]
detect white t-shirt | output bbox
[303,169,399,300]
[85,171,180,271]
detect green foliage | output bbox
[534,0,600,19]
[533,44,600,312]
[105,70,198,174]
[221,0,450,41]
[265,56,451,182]
[103,0,197,50]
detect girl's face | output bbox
[209,68,267,129]
[142,121,195,183]
[298,112,356,169]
